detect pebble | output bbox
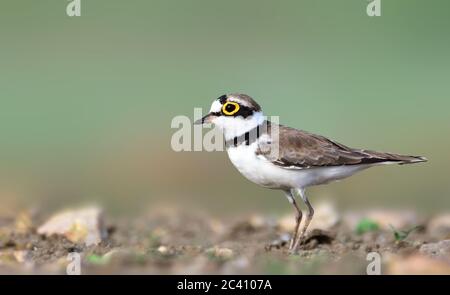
[157,245,169,254]
[37,207,106,246]
[206,247,234,260]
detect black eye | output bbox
[226,104,235,112]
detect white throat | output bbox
[214,111,265,141]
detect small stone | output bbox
[206,247,234,260]
[37,207,105,246]
[216,248,234,259]
[157,245,169,254]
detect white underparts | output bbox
[227,139,373,190]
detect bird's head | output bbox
[195,93,265,140]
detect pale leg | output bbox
[292,188,314,252]
[284,189,303,251]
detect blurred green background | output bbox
[0,0,448,217]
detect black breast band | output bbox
[225,121,269,148]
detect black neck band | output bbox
[225,121,269,148]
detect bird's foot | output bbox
[288,235,306,254]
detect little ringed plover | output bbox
[195,93,426,252]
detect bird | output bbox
[195,93,427,253]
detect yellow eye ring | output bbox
[222,102,240,116]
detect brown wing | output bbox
[257,123,426,169]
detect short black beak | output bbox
[194,113,215,125]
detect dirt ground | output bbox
[1,205,450,275]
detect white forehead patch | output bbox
[210,100,222,113]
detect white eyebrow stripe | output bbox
[228,97,251,108]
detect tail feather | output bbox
[397,155,428,165]
[356,149,427,165]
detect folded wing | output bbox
[257,124,426,169]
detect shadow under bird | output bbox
[195,93,427,253]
